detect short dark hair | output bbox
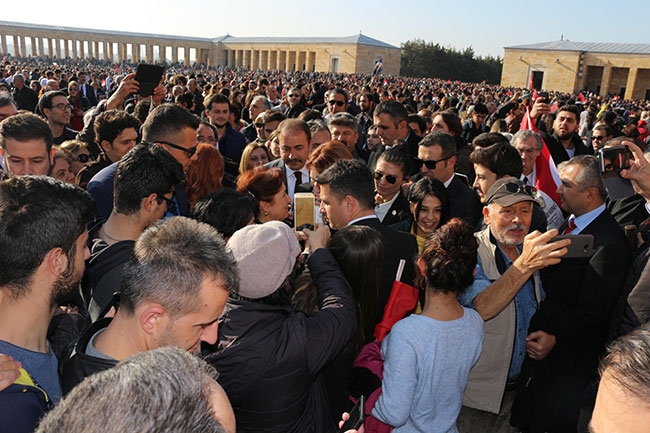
[373,100,408,125]
[473,103,488,115]
[94,110,141,146]
[114,143,185,215]
[204,93,230,113]
[119,217,238,317]
[142,104,200,143]
[472,132,509,148]
[558,104,581,121]
[377,147,411,177]
[0,112,53,152]
[34,346,227,433]
[192,189,256,239]
[37,90,67,115]
[315,159,375,210]
[0,94,17,110]
[418,218,478,294]
[418,130,456,158]
[0,176,94,297]
[408,114,426,135]
[470,142,523,178]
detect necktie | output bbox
[523,176,529,186]
[294,171,303,193]
[562,216,577,235]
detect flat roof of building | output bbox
[0,20,397,49]
[505,40,650,55]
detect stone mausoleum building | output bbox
[0,20,401,75]
[501,40,650,100]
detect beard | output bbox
[494,223,527,247]
[50,247,83,307]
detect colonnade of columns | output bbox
[225,48,317,71]
[0,31,210,65]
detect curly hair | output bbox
[418,218,478,294]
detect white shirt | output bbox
[285,165,309,204]
[567,203,606,234]
[374,191,401,222]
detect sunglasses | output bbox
[413,155,453,170]
[373,171,398,184]
[75,153,94,163]
[289,94,301,98]
[592,136,607,141]
[328,100,345,107]
[156,194,177,214]
[493,181,537,197]
[156,140,197,158]
[254,122,264,128]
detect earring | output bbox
[264,211,269,216]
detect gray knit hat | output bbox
[227,221,301,299]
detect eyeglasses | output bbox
[493,181,537,197]
[156,140,197,158]
[254,122,264,128]
[75,153,94,163]
[373,171,398,184]
[413,155,453,170]
[592,135,607,141]
[69,87,78,91]
[328,100,345,107]
[156,194,177,214]
[289,94,300,98]
[53,103,73,111]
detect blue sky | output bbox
[3,0,646,59]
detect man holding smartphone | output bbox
[512,155,633,432]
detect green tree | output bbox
[400,39,503,84]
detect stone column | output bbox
[600,64,612,98]
[32,36,45,57]
[146,44,153,63]
[159,45,166,63]
[243,50,251,69]
[51,38,57,58]
[624,67,638,100]
[15,35,22,57]
[171,46,178,63]
[79,40,85,59]
[278,50,286,70]
[30,37,36,57]
[120,43,127,62]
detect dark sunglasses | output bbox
[494,181,536,197]
[592,136,607,141]
[289,94,301,98]
[373,171,398,184]
[254,122,264,128]
[75,153,94,163]
[413,155,453,170]
[156,140,197,158]
[328,100,345,107]
[156,194,177,214]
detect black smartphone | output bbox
[599,145,632,174]
[538,91,549,103]
[134,63,164,96]
[338,395,365,433]
[550,234,595,258]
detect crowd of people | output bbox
[1,55,650,433]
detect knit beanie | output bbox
[227,221,301,299]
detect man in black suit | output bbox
[78,72,98,107]
[512,155,633,433]
[373,100,421,174]
[416,131,482,227]
[283,87,307,119]
[373,148,412,226]
[316,159,418,324]
[264,119,311,206]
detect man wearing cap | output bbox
[457,177,569,433]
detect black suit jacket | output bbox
[534,209,632,370]
[265,159,288,190]
[380,192,412,226]
[351,217,418,326]
[447,174,482,228]
[81,83,98,107]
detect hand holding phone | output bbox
[338,395,365,433]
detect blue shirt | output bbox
[459,247,544,378]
